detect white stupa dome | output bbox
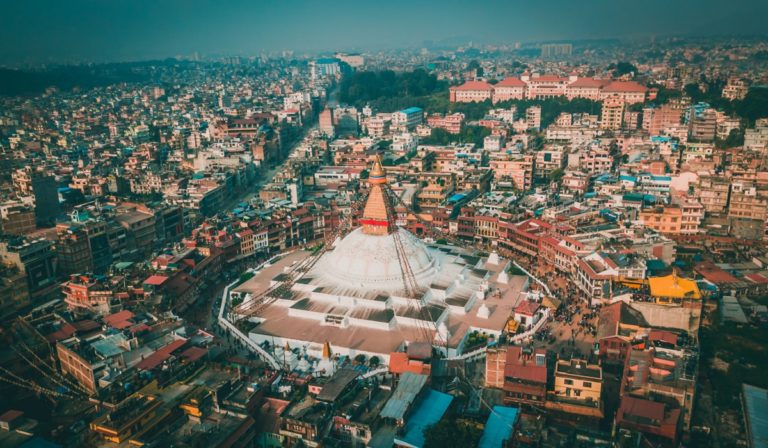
[314,227,438,294]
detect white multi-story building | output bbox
[745,121,768,152]
[526,106,542,130]
[391,107,424,131]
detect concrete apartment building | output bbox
[728,181,768,222]
[526,106,542,130]
[689,108,717,142]
[0,203,36,236]
[696,175,731,214]
[744,120,768,152]
[640,206,685,234]
[426,112,464,134]
[0,236,56,295]
[486,346,549,408]
[391,107,424,131]
[600,95,625,130]
[490,154,534,191]
[643,101,685,136]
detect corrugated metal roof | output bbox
[395,389,453,448]
[479,406,519,448]
[380,373,428,421]
[743,384,768,448]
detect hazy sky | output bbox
[1,0,766,64]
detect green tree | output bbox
[339,70,447,109]
[734,87,768,125]
[716,128,745,149]
[548,168,565,183]
[649,85,683,105]
[467,60,483,77]
[424,419,482,448]
[611,61,638,78]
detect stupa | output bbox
[231,158,531,365]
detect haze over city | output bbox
[1,0,768,64]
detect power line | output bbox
[15,343,91,396]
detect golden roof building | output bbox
[648,271,701,305]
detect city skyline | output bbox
[1,0,767,65]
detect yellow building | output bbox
[179,386,213,420]
[553,358,603,405]
[639,206,683,234]
[90,394,166,444]
[647,271,701,305]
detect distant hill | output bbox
[0,64,152,96]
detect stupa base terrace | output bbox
[227,242,530,366]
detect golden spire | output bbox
[369,155,387,185]
[361,155,395,236]
[322,341,332,360]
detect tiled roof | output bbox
[568,77,609,88]
[143,274,169,286]
[136,338,187,371]
[602,80,648,93]
[530,75,567,82]
[495,77,526,87]
[452,80,494,91]
[503,346,547,384]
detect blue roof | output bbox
[316,57,340,64]
[479,406,519,448]
[584,192,597,198]
[743,384,768,448]
[619,175,637,183]
[594,174,614,183]
[395,389,453,448]
[448,193,466,203]
[650,175,672,182]
[401,107,423,114]
[600,209,618,220]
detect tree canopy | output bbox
[610,61,638,78]
[423,419,482,448]
[339,70,447,109]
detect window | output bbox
[583,382,592,388]
[564,379,573,385]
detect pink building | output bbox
[450,75,648,104]
[493,77,527,102]
[449,80,493,102]
[427,113,465,134]
[523,73,569,99]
